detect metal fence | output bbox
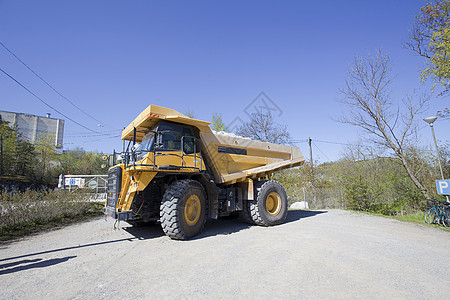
[287,186,345,210]
[58,174,107,202]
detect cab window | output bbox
[155,121,198,154]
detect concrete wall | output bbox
[0,110,64,153]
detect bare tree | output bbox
[236,110,291,144]
[339,49,432,199]
[339,140,386,162]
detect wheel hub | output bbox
[266,192,281,216]
[184,195,201,225]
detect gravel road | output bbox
[1,210,449,299]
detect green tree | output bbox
[337,157,424,214]
[0,121,16,176]
[0,122,107,184]
[405,0,450,99]
[0,121,35,178]
[33,132,57,184]
[12,138,35,177]
[58,147,106,175]
[211,112,229,132]
[183,109,196,118]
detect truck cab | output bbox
[127,120,204,171]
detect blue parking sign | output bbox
[436,180,450,195]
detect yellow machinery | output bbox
[105,105,304,239]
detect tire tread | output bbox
[249,180,287,226]
[160,180,206,240]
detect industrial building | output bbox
[0,110,64,153]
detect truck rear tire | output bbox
[160,179,206,240]
[249,180,288,226]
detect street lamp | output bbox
[424,116,448,201]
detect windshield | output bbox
[127,121,198,163]
[155,121,196,153]
[140,130,155,151]
[128,126,156,162]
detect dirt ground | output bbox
[1,209,449,299]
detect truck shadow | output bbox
[123,210,328,240]
[122,223,166,240]
[123,219,250,241]
[191,210,327,240]
[195,218,251,239]
[285,210,327,224]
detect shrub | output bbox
[0,189,102,240]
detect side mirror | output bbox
[132,143,142,152]
[156,132,164,148]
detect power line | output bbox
[65,131,122,138]
[290,139,357,146]
[312,141,332,162]
[0,41,117,129]
[289,139,308,144]
[314,139,355,146]
[64,134,121,145]
[0,67,98,133]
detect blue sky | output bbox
[1,0,448,162]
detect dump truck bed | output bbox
[121,105,305,185]
[199,131,304,185]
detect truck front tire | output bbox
[249,180,288,226]
[160,179,206,240]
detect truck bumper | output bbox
[104,206,135,221]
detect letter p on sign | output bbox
[436,180,450,195]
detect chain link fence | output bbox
[287,186,345,210]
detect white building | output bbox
[0,110,64,153]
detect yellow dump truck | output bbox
[105,105,304,239]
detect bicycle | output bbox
[424,199,450,227]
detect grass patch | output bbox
[391,211,450,231]
[391,211,424,224]
[0,190,104,242]
[355,210,450,231]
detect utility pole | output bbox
[357,143,360,161]
[430,122,445,181]
[308,137,313,173]
[424,116,449,202]
[0,114,3,176]
[308,137,316,208]
[0,135,3,176]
